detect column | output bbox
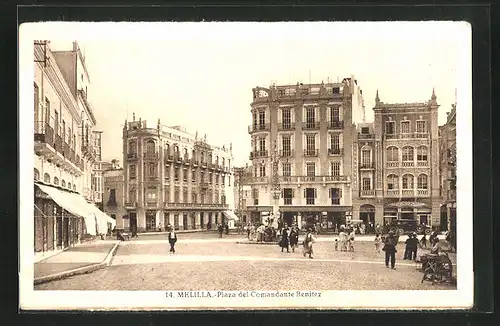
[374,203,384,227]
[195,212,201,229]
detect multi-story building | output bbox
[246,77,364,229]
[352,90,441,229]
[439,103,456,232]
[92,130,104,210]
[122,116,236,232]
[103,165,127,229]
[233,165,253,224]
[33,41,114,258]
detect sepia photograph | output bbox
[19,21,472,310]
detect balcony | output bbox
[54,135,63,153]
[164,202,229,210]
[250,150,269,159]
[144,152,159,160]
[386,161,399,168]
[299,176,322,183]
[358,133,375,140]
[417,189,429,196]
[127,153,138,160]
[328,148,343,156]
[324,175,349,182]
[279,149,294,157]
[248,123,271,133]
[386,189,399,197]
[401,189,414,197]
[385,133,430,140]
[417,161,429,167]
[145,201,158,208]
[302,121,320,130]
[360,189,376,197]
[327,120,344,130]
[34,122,54,144]
[248,176,269,184]
[82,143,96,161]
[147,176,160,182]
[402,161,414,167]
[278,123,294,131]
[304,149,319,157]
[124,202,137,209]
[280,176,298,182]
[359,162,375,170]
[283,198,293,205]
[200,182,209,190]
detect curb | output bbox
[34,241,121,286]
[236,241,279,245]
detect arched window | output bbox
[128,140,136,154]
[61,180,66,187]
[68,182,72,189]
[402,174,414,189]
[208,153,212,164]
[34,168,40,181]
[73,184,76,191]
[222,158,225,167]
[146,140,155,153]
[183,148,188,159]
[402,146,414,161]
[417,146,428,162]
[386,146,398,162]
[387,174,399,190]
[215,156,219,165]
[43,173,50,183]
[191,149,196,161]
[53,177,59,185]
[200,151,204,163]
[361,147,371,166]
[417,174,428,189]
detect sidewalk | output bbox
[34,240,119,285]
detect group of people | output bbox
[335,226,356,252]
[273,225,316,258]
[217,223,230,238]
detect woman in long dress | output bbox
[303,228,315,259]
[279,227,290,253]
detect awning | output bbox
[222,210,239,221]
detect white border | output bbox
[19,21,473,310]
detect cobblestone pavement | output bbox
[35,239,456,291]
[34,241,117,279]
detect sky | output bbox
[42,22,469,166]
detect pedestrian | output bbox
[374,233,381,253]
[158,221,162,232]
[339,227,348,252]
[247,224,251,239]
[225,223,229,235]
[403,235,412,260]
[382,230,398,269]
[420,234,428,249]
[168,227,177,254]
[334,239,339,251]
[348,229,356,252]
[218,224,223,238]
[289,226,299,253]
[279,227,290,253]
[409,233,419,260]
[302,228,315,259]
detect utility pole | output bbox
[270,140,281,227]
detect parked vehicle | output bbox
[388,219,432,236]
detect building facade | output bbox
[439,103,456,232]
[103,166,127,229]
[122,117,235,232]
[233,165,253,224]
[246,77,364,229]
[33,40,114,258]
[92,130,104,210]
[352,90,441,229]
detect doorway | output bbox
[200,212,204,229]
[63,215,69,248]
[146,211,156,231]
[129,212,137,233]
[183,214,188,230]
[283,212,294,227]
[420,214,429,226]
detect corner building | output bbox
[122,117,235,232]
[352,90,441,228]
[247,77,364,229]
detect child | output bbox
[334,239,339,251]
[374,233,381,253]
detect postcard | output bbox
[19,21,472,310]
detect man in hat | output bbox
[382,230,398,269]
[409,232,419,260]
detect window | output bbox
[68,128,72,146]
[361,149,371,166]
[332,87,340,94]
[128,141,137,154]
[386,146,399,162]
[330,106,340,121]
[192,192,197,203]
[164,165,170,181]
[45,98,50,126]
[362,178,371,190]
[385,121,395,134]
[361,127,369,134]
[387,174,399,190]
[62,121,66,142]
[305,107,315,125]
[129,189,136,202]
[174,189,180,202]
[221,175,225,185]
[68,182,71,189]
[330,162,340,176]
[61,180,66,188]
[34,83,39,120]
[191,169,196,182]
[330,188,342,205]
[53,177,59,185]
[402,174,414,189]
[305,188,316,205]
[208,172,213,184]
[259,165,266,177]
[129,165,136,179]
[34,168,40,181]
[330,134,339,150]
[402,146,414,161]
[401,121,410,134]
[148,163,156,176]
[306,162,315,177]
[258,111,266,126]
[108,189,117,205]
[259,137,266,152]
[183,169,188,182]
[252,112,258,128]
[146,191,157,201]
[183,188,188,203]
[282,108,291,128]
[417,120,427,133]
[306,134,316,151]
[282,162,291,177]
[417,146,428,161]
[282,135,291,156]
[54,110,59,135]
[282,188,293,205]
[174,168,179,181]
[417,174,428,189]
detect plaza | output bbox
[35,232,456,291]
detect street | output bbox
[35,233,456,291]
